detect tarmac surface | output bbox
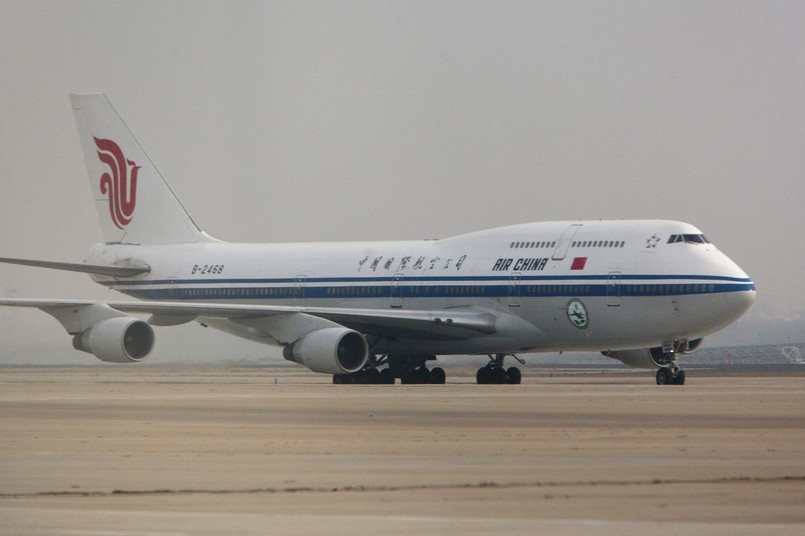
[1,365,804,535]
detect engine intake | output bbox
[283,328,369,374]
[73,317,154,363]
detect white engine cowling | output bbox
[72,317,154,363]
[283,327,369,374]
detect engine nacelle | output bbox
[283,327,369,374]
[603,339,703,369]
[72,317,154,363]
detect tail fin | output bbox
[70,93,215,245]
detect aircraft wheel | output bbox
[380,368,396,384]
[401,367,427,384]
[673,369,686,385]
[491,366,507,384]
[477,366,510,384]
[333,373,352,384]
[476,366,490,384]
[364,368,382,384]
[430,367,446,384]
[656,368,672,385]
[417,367,432,384]
[506,366,522,385]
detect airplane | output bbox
[0,94,756,385]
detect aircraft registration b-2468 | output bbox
[0,94,756,385]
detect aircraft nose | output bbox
[711,251,756,324]
[725,283,756,317]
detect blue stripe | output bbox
[102,273,754,287]
[119,281,756,302]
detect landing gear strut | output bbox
[476,354,523,385]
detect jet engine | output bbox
[603,339,703,369]
[283,327,369,374]
[72,317,155,363]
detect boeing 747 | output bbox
[0,94,756,385]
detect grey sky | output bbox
[1,1,803,364]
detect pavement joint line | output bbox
[3,474,804,499]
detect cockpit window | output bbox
[667,234,710,245]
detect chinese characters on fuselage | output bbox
[358,254,468,272]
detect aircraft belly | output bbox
[511,293,744,353]
[198,318,279,345]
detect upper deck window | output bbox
[667,234,710,245]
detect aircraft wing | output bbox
[0,298,498,344]
[0,257,150,277]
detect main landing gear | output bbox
[332,354,446,385]
[331,353,527,385]
[475,354,523,385]
[332,367,395,384]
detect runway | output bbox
[1,366,803,535]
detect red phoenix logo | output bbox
[94,137,140,229]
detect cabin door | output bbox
[391,273,403,308]
[508,272,522,307]
[293,275,306,306]
[607,271,622,306]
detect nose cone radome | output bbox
[718,253,757,326]
[726,278,757,318]
[697,247,756,333]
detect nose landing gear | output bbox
[656,367,686,385]
[654,341,688,386]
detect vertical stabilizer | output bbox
[70,93,213,245]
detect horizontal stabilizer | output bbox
[0,257,150,277]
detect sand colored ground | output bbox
[0,366,803,535]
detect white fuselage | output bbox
[87,219,756,356]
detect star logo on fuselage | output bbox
[645,234,661,248]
